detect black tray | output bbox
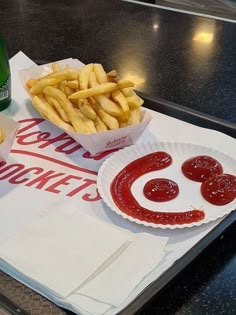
[138,92,236,138]
[0,94,235,315]
[119,93,236,314]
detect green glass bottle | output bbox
[0,33,11,111]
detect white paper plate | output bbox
[97,142,236,229]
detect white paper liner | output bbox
[3,51,235,315]
[0,113,20,161]
[18,59,152,155]
[98,142,236,229]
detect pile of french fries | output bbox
[26,63,144,133]
[0,128,3,144]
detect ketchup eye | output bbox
[143,178,179,202]
[201,174,236,206]
[182,155,223,182]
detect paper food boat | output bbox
[0,113,20,161]
[19,58,152,155]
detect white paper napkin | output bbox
[0,201,168,309]
[0,203,133,297]
[75,233,167,306]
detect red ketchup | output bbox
[111,152,205,225]
[201,174,236,206]
[182,155,223,182]
[143,178,179,202]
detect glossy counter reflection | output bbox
[2,0,236,123]
[114,13,235,124]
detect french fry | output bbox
[69,80,134,100]
[0,127,3,143]
[126,95,144,109]
[64,85,74,96]
[116,111,129,124]
[58,81,66,94]
[58,81,73,96]
[98,109,119,130]
[88,72,99,88]
[89,70,111,99]
[69,98,79,107]
[95,95,122,117]
[52,63,61,72]
[94,64,108,84]
[87,74,121,116]
[26,78,39,88]
[117,79,135,89]
[74,108,97,133]
[87,96,97,107]
[45,94,70,123]
[127,107,141,126]
[78,99,97,121]
[111,90,130,119]
[107,70,119,82]
[122,87,135,97]
[45,68,79,81]
[79,63,94,90]
[50,68,79,80]
[67,80,79,89]
[122,87,144,108]
[69,82,117,100]
[43,86,86,133]
[92,102,119,130]
[94,116,108,132]
[26,69,79,90]
[30,78,60,95]
[32,96,75,132]
[119,121,128,128]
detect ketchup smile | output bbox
[111,152,205,225]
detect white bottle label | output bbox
[0,77,10,101]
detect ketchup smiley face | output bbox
[110,151,205,225]
[110,151,235,226]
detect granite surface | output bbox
[0,0,235,314]
[1,0,236,123]
[137,221,236,315]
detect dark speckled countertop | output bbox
[0,0,235,314]
[1,0,236,123]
